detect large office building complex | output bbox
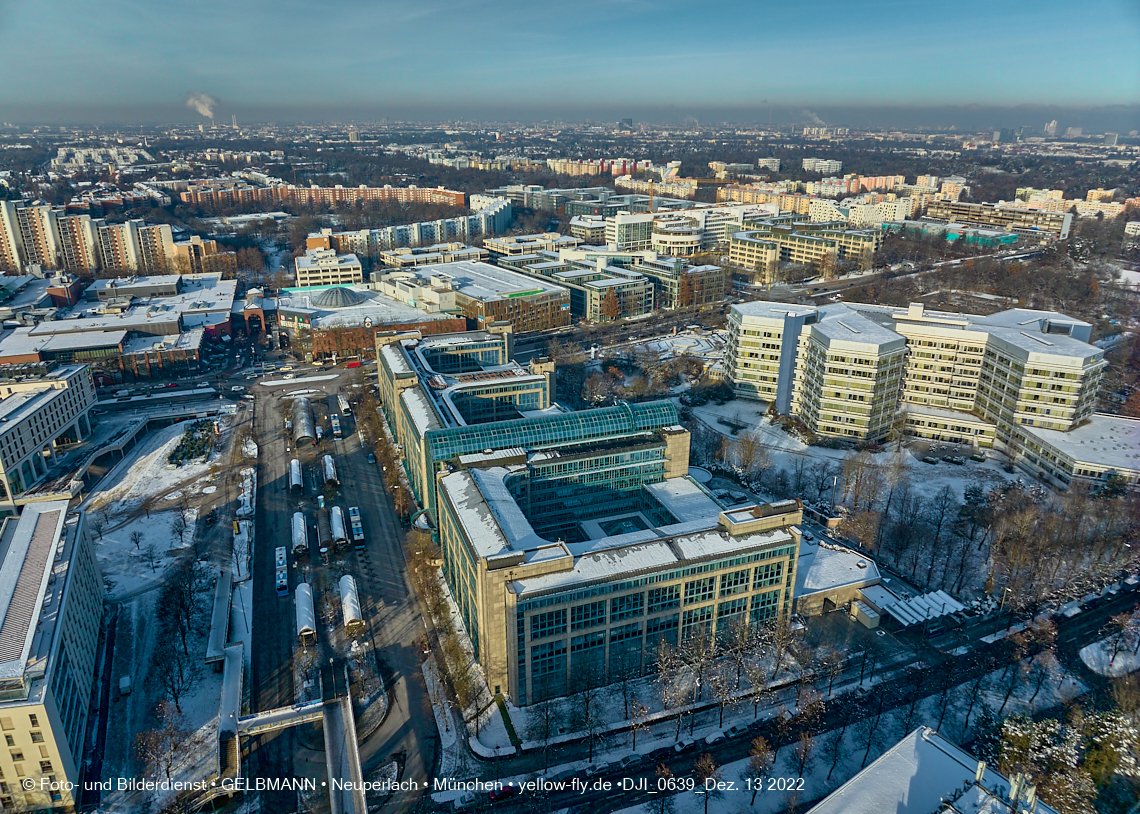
[0,502,103,811]
[726,301,1137,490]
[377,330,806,703]
[924,200,1073,240]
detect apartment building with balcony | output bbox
[924,200,1073,240]
[294,248,364,288]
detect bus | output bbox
[275,546,289,596]
[338,395,352,416]
[331,415,342,440]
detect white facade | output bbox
[294,249,364,287]
[0,366,95,508]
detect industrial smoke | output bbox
[185,92,219,119]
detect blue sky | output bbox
[1,0,1138,125]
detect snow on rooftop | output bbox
[403,260,568,302]
[795,540,881,597]
[401,386,444,437]
[644,477,722,523]
[806,726,1061,814]
[1023,413,1140,471]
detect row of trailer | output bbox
[293,576,365,646]
[289,454,339,495]
[291,393,353,448]
[294,505,363,555]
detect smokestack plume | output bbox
[185,92,219,120]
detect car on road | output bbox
[367,452,376,465]
[283,373,295,380]
[231,385,246,392]
[197,382,209,388]
[164,382,178,388]
[618,754,644,770]
[345,360,362,368]
[673,737,696,754]
[487,784,519,803]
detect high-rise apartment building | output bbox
[294,248,364,287]
[802,158,843,174]
[54,214,103,273]
[172,235,237,277]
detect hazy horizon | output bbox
[2,0,1138,132]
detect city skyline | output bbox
[1,0,1138,129]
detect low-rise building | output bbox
[0,502,103,811]
[567,215,608,242]
[381,261,570,333]
[802,158,843,174]
[294,249,364,288]
[925,200,1072,240]
[376,243,487,269]
[484,233,581,259]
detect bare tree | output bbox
[140,494,157,519]
[630,700,650,751]
[743,735,774,805]
[526,698,563,771]
[709,662,738,728]
[134,700,187,780]
[151,645,198,713]
[650,764,676,814]
[791,730,816,777]
[171,511,188,547]
[130,530,144,550]
[90,516,106,540]
[143,544,160,572]
[692,753,721,814]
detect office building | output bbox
[756,158,781,172]
[376,243,487,269]
[0,365,94,510]
[484,233,581,259]
[294,248,364,288]
[807,727,1060,814]
[567,215,608,243]
[725,302,1132,489]
[380,261,570,333]
[497,254,653,323]
[377,330,804,704]
[0,502,103,811]
[925,200,1073,240]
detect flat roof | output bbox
[404,260,568,302]
[1025,413,1140,472]
[122,329,204,354]
[807,726,1060,814]
[0,502,69,682]
[732,301,819,320]
[795,539,880,597]
[277,287,453,329]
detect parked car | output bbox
[704,730,725,745]
[231,385,246,393]
[726,724,750,740]
[367,452,376,465]
[647,747,674,763]
[197,381,209,388]
[921,456,940,464]
[165,382,178,388]
[487,784,518,803]
[618,754,644,770]
[673,737,696,754]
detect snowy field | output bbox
[688,401,1014,503]
[86,421,218,513]
[1080,639,1140,677]
[96,509,198,600]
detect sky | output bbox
[1,0,1138,129]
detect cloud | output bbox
[184,91,218,119]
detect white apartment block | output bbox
[0,502,103,811]
[726,301,1133,489]
[802,158,843,174]
[294,248,364,288]
[0,366,96,510]
[756,158,782,172]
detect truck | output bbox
[329,506,349,551]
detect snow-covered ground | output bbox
[86,421,218,513]
[1080,639,1140,677]
[96,510,198,600]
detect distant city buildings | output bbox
[802,158,843,174]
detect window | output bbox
[684,577,716,605]
[750,590,781,624]
[571,601,607,631]
[9,752,22,763]
[570,631,605,652]
[611,592,644,622]
[26,715,37,728]
[648,585,680,612]
[38,761,52,773]
[29,732,42,744]
[718,597,749,621]
[754,561,784,589]
[530,609,566,640]
[720,569,750,597]
[682,606,714,639]
[3,736,11,747]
